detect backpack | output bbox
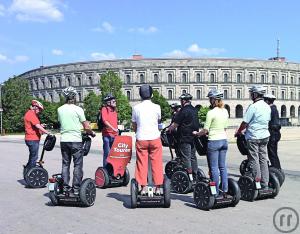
[96,108,105,131]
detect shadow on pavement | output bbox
[107,193,131,208]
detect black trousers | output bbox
[60,142,83,190]
[267,132,281,169]
[178,142,198,174]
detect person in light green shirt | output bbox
[57,86,94,195]
[193,89,229,197]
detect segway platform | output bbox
[95,135,132,188]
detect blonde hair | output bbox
[214,99,224,108]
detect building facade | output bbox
[18,58,300,124]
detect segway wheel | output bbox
[80,178,96,207]
[122,168,130,186]
[130,179,138,209]
[238,176,258,201]
[95,167,109,188]
[227,178,241,207]
[49,191,59,206]
[163,177,171,208]
[196,168,206,181]
[171,171,191,194]
[269,173,280,198]
[165,160,178,179]
[269,167,284,187]
[25,167,48,188]
[193,182,215,210]
[239,159,249,176]
[280,169,285,183]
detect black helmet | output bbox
[179,93,193,101]
[103,93,115,102]
[139,84,153,99]
[170,103,181,110]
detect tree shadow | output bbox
[106,192,131,208]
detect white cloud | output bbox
[163,50,190,58]
[0,4,5,16]
[187,43,225,55]
[92,21,115,33]
[129,26,158,34]
[0,53,29,63]
[9,0,63,22]
[91,52,116,60]
[52,49,63,56]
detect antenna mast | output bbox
[277,39,280,58]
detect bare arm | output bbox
[35,124,49,135]
[104,120,118,132]
[167,122,179,132]
[235,121,248,136]
[82,121,95,136]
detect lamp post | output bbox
[0,107,3,136]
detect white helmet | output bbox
[264,93,276,100]
[207,89,224,100]
[62,86,77,99]
[248,85,266,95]
[31,100,44,110]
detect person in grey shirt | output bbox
[235,85,271,189]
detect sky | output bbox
[1,0,300,83]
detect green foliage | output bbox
[2,77,32,133]
[198,106,210,123]
[151,90,171,121]
[37,99,61,129]
[83,92,100,122]
[99,71,132,126]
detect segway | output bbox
[95,130,132,188]
[236,134,280,201]
[238,134,285,186]
[23,134,56,188]
[161,128,205,194]
[48,132,96,207]
[193,135,241,210]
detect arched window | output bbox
[237,74,241,83]
[49,79,52,88]
[261,75,265,84]
[224,104,230,117]
[87,76,92,86]
[41,80,45,89]
[210,73,215,83]
[291,76,294,84]
[77,76,81,86]
[42,94,46,100]
[299,77,300,85]
[224,73,228,83]
[168,73,173,83]
[168,90,173,99]
[237,90,241,99]
[281,105,286,117]
[196,90,201,99]
[235,105,243,118]
[272,75,276,84]
[291,91,294,100]
[57,78,61,87]
[224,90,228,99]
[281,90,285,100]
[126,91,131,100]
[126,74,131,84]
[249,74,254,83]
[154,74,159,83]
[67,77,71,87]
[196,73,202,83]
[78,92,82,102]
[298,106,300,119]
[30,81,34,90]
[281,76,285,84]
[290,105,295,117]
[140,74,145,83]
[182,73,187,83]
[50,94,53,102]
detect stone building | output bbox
[18,57,300,125]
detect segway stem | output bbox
[38,147,46,166]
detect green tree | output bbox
[151,90,171,121]
[38,99,60,129]
[2,77,32,132]
[99,71,132,126]
[83,92,100,122]
[198,106,210,124]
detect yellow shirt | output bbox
[204,107,229,140]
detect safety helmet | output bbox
[207,89,224,100]
[103,93,115,102]
[170,103,181,110]
[264,93,276,100]
[31,100,44,110]
[139,84,153,99]
[62,86,78,99]
[179,93,193,101]
[248,85,266,95]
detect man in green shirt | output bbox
[58,87,94,194]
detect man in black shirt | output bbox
[264,94,282,169]
[168,93,200,182]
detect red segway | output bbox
[95,130,132,188]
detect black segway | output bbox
[161,128,205,194]
[23,134,56,188]
[48,132,96,207]
[236,134,280,201]
[193,136,241,210]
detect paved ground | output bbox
[0,129,300,234]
